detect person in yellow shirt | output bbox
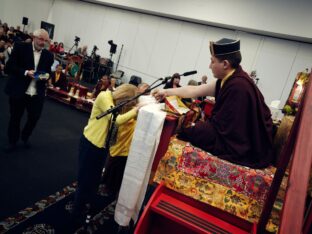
[101,112,137,198]
[72,84,142,219]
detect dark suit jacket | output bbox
[4,42,54,98]
[50,71,68,91]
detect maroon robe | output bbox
[179,66,273,168]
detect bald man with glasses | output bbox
[4,29,54,152]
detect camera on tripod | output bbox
[108,40,117,54]
[93,45,98,51]
[75,36,80,43]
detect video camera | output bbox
[108,40,117,54]
[74,36,80,43]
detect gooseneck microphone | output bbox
[182,70,197,76]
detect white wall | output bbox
[84,0,312,43]
[0,0,54,33]
[1,0,312,108]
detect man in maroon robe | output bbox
[153,38,273,168]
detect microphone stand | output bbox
[68,40,79,55]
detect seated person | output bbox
[198,75,208,85]
[49,64,68,91]
[153,38,274,169]
[110,75,118,91]
[57,42,65,54]
[182,79,198,104]
[92,75,112,98]
[0,52,5,76]
[164,73,181,89]
[49,41,58,53]
[51,53,60,72]
[77,45,88,57]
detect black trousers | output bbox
[102,155,127,197]
[8,94,44,144]
[73,135,107,215]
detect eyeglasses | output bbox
[35,37,50,43]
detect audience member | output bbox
[164,73,181,89]
[78,45,88,57]
[92,75,112,98]
[2,23,9,34]
[49,64,67,91]
[4,28,54,152]
[188,79,198,86]
[57,42,65,54]
[0,40,5,52]
[49,41,59,53]
[110,75,118,91]
[0,52,5,76]
[6,27,15,41]
[198,75,208,85]
[182,79,199,104]
[0,27,8,42]
[198,75,209,101]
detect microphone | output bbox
[182,70,197,76]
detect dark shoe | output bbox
[23,140,31,149]
[4,143,17,153]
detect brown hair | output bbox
[112,84,138,113]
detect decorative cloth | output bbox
[114,103,166,226]
[154,136,276,223]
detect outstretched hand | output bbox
[152,89,167,102]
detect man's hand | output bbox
[152,89,167,102]
[26,70,35,79]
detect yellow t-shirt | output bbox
[110,119,136,157]
[83,91,137,148]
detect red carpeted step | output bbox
[135,183,256,234]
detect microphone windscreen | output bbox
[183,70,197,76]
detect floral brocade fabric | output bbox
[154,136,280,230]
[178,143,275,203]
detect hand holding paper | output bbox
[34,71,50,80]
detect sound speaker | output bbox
[22,17,28,25]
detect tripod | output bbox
[68,40,79,55]
[89,47,98,83]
